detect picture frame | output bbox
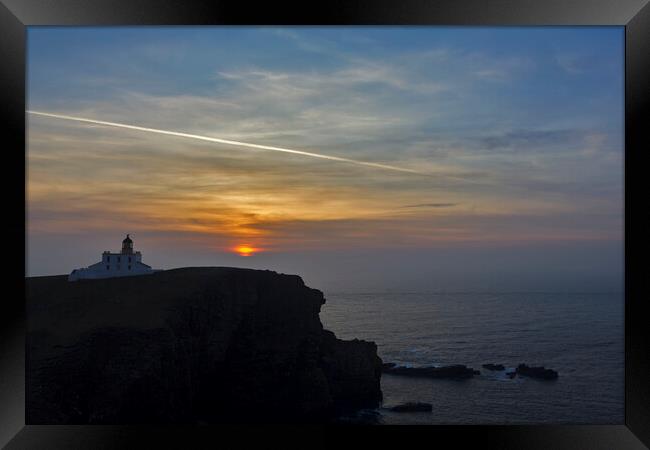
[1,0,648,448]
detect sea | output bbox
[319,291,624,425]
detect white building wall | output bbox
[69,250,155,281]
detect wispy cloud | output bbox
[555,54,586,75]
[469,54,534,82]
[478,129,581,151]
[402,203,458,208]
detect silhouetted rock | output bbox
[516,364,558,380]
[26,267,382,424]
[382,363,478,379]
[482,363,505,371]
[336,408,384,425]
[388,402,433,412]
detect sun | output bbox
[233,244,258,257]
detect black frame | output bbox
[1,1,648,448]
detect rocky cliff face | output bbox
[26,267,382,424]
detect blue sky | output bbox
[26,27,624,292]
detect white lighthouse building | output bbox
[68,234,156,281]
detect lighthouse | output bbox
[122,234,134,254]
[68,234,156,281]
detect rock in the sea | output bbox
[382,363,478,379]
[26,267,383,424]
[516,364,558,380]
[482,363,505,371]
[388,402,433,412]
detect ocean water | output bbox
[320,292,624,424]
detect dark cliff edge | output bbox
[26,267,383,424]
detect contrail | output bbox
[27,110,421,174]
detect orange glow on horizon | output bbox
[233,244,259,257]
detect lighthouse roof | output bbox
[122,234,133,243]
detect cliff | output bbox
[26,267,382,424]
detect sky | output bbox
[26,27,624,292]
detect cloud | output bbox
[468,54,534,82]
[478,128,584,151]
[555,54,590,75]
[474,69,509,81]
[216,61,449,99]
[402,203,458,208]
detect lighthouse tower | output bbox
[122,234,134,254]
[68,234,156,281]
